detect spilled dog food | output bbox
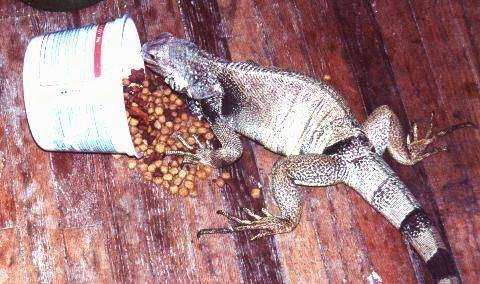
[121,69,231,197]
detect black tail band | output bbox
[426,248,458,281]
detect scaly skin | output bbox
[142,33,475,283]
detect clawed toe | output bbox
[197,208,295,241]
[165,133,215,165]
[406,114,475,164]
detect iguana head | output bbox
[141,33,222,100]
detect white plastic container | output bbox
[23,15,143,157]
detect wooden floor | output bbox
[1,0,479,283]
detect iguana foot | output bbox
[197,208,295,240]
[166,133,214,165]
[406,113,476,164]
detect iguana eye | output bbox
[147,53,156,60]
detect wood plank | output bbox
[372,0,480,282]
[0,124,14,230]
[0,2,77,282]
[0,229,22,283]
[63,225,114,282]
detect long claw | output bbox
[217,210,252,225]
[434,122,477,138]
[429,146,448,155]
[425,112,435,138]
[181,155,199,165]
[205,139,214,149]
[198,208,295,241]
[261,208,274,217]
[417,146,448,162]
[251,231,275,241]
[412,122,419,141]
[165,150,195,157]
[197,227,235,238]
[192,134,205,149]
[243,208,262,220]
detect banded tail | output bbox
[346,149,459,283]
[401,208,458,283]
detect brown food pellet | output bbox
[139,144,148,151]
[204,166,213,174]
[170,185,179,195]
[197,127,208,134]
[178,169,187,179]
[147,164,156,173]
[162,180,170,189]
[133,137,143,145]
[169,167,179,175]
[221,172,231,180]
[250,187,261,199]
[160,165,169,174]
[155,144,165,154]
[143,172,153,181]
[153,177,163,185]
[204,132,214,140]
[163,173,173,181]
[127,159,137,169]
[184,180,194,190]
[178,187,188,197]
[173,177,183,186]
[186,137,196,145]
[154,120,162,130]
[139,163,148,172]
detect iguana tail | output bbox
[342,138,459,283]
[400,208,458,283]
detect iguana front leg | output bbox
[198,154,347,240]
[363,105,475,165]
[168,119,243,167]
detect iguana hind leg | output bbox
[363,105,475,165]
[197,154,347,240]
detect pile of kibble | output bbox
[121,69,231,197]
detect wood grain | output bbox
[0,0,479,283]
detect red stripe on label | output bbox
[94,24,106,78]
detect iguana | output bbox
[141,33,475,283]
